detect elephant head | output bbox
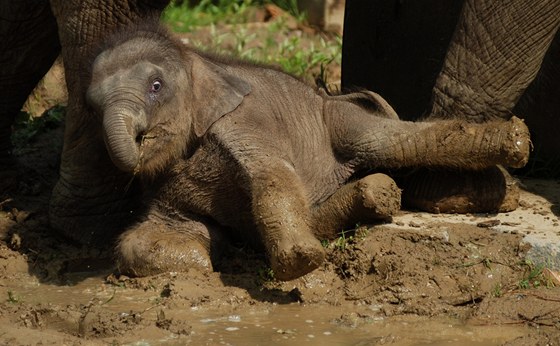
[86,26,251,176]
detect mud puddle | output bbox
[182,306,529,346]
[0,271,533,345]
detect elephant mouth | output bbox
[135,131,147,146]
[133,128,162,169]
[135,131,153,160]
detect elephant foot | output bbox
[500,116,531,169]
[267,174,402,281]
[355,173,402,219]
[268,229,326,281]
[399,166,519,214]
[311,173,401,240]
[116,214,225,277]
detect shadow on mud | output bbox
[212,243,301,304]
[515,155,560,218]
[0,115,119,286]
[518,175,560,218]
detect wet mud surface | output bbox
[1,112,560,345]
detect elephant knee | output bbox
[116,222,213,277]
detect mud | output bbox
[1,116,560,345]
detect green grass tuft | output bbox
[163,0,258,32]
[12,105,65,147]
[162,0,341,81]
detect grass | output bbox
[163,0,304,31]
[518,259,547,289]
[257,266,275,282]
[491,283,503,298]
[7,290,20,304]
[162,0,342,82]
[326,225,369,252]
[12,105,65,147]
[163,0,258,32]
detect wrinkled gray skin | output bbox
[342,0,560,211]
[87,25,530,281]
[343,0,560,125]
[1,0,170,245]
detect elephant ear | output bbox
[190,56,251,137]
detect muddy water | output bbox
[183,306,528,346]
[2,273,531,346]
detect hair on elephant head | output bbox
[87,23,251,177]
[87,22,529,281]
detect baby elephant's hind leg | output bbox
[312,173,401,240]
[116,212,226,277]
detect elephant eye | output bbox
[150,79,163,93]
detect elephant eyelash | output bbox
[150,78,163,93]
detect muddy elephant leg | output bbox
[326,101,530,171]
[248,158,325,281]
[0,1,60,193]
[398,165,520,213]
[116,208,226,277]
[311,173,401,240]
[326,101,530,213]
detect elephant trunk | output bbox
[102,105,147,173]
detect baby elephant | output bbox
[87,23,530,281]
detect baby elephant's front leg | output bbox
[250,161,325,281]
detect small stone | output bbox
[476,219,500,228]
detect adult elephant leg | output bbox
[0,1,60,193]
[117,207,226,277]
[398,166,521,213]
[311,174,401,241]
[408,1,559,212]
[247,157,325,281]
[514,30,560,164]
[429,0,560,121]
[48,1,169,244]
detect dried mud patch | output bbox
[325,224,529,316]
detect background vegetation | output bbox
[162,0,341,83]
